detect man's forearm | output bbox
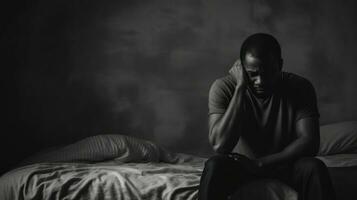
[257,136,317,168]
[258,117,320,168]
[209,85,246,153]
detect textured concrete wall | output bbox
[2,0,357,173]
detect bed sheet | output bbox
[0,155,205,200]
[0,154,300,200]
[317,153,357,167]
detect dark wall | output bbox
[2,0,357,174]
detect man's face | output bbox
[242,52,282,97]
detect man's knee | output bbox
[294,157,327,173]
[204,154,231,170]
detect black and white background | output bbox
[1,0,357,175]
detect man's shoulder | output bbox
[281,72,315,90]
[211,74,236,91]
[208,75,236,111]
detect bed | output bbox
[1,121,357,200]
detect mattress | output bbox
[1,132,356,200]
[0,154,299,200]
[318,154,357,200]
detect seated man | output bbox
[198,33,335,200]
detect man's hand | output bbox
[228,59,249,89]
[228,153,265,175]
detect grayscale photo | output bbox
[1,0,357,200]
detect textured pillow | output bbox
[318,121,357,156]
[21,134,175,165]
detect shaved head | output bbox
[240,33,282,67]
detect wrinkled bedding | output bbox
[1,133,357,200]
[0,154,205,200]
[0,153,300,200]
[3,153,357,200]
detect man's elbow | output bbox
[304,137,319,157]
[209,133,225,154]
[310,140,319,156]
[209,127,234,154]
[212,142,231,154]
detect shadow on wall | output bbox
[2,0,357,173]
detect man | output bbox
[198,33,335,200]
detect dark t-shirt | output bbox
[208,72,319,158]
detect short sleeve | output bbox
[208,79,230,115]
[295,80,320,122]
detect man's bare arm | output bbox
[256,117,320,168]
[209,61,248,154]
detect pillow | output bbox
[318,121,357,156]
[21,134,176,165]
